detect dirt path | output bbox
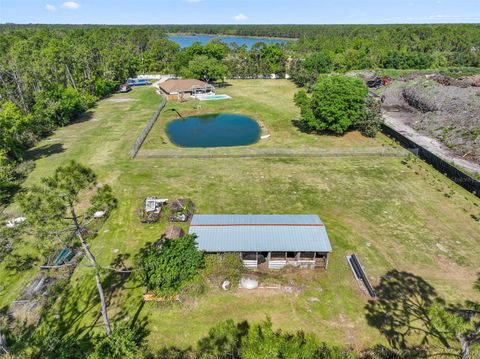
[383,110,480,175]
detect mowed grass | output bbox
[141,79,390,153]
[1,81,479,351]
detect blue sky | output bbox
[1,0,479,24]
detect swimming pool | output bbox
[166,113,260,148]
[196,94,232,101]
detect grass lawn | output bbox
[1,80,479,351]
[140,79,391,155]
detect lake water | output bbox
[168,34,288,49]
[166,113,260,148]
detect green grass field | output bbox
[1,80,479,351]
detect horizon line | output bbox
[1,22,480,26]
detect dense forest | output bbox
[1,23,480,205]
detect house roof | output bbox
[159,79,212,94]
[188,215,332,253]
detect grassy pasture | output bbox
[0,80,479,351]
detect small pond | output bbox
[166,113,260,148]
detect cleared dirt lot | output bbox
[380,78,480,175]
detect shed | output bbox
[158,79,215,101]
[189,215,332,270]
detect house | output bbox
[188,214,332,270]
[158,79,215,101]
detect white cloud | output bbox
[233,13,247,22]
[61,1,80,10]
[45,4,56,12]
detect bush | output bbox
[357,99,383,137]
[88,323,143,359]
[135,234,205,296]
[0,154,16,203]
[93,78,118,98]
[14,160,35,179]
[294,75,368,134]
[202,253,244,288]
[196,318,354,359]
[34,85,87,129]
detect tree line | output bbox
[0,26,177,204]
[1,23,479,204]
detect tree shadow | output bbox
[102,253,150,343]
[71,109,95,124]
[211,81,233,88]
[25,143,65,161]
[196,319,250,358]
[145,346,194,359]
[291,118,313,134]
[361,344,428,359]
[365,270,451,350]
[290,118,347,137]
[102,253,133,307]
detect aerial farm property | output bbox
[0,21,480,358]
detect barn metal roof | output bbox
[188,215,332,253]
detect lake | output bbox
[168,34,289,49]
[166,113,260,148]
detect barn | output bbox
[188,214,332,269]
[158,79,215,101]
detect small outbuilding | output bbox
[189,214,332,270]
[159,79,215,101]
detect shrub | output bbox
[196,318,354,359]
[357,99,384,137]
[135,234,205,296]
[202,253,244,288]
[88,323,143,359]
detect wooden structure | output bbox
[242,251,328,270]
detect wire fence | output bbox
[382,124,480,198]
[137,146,406,159]
[130,96,167,159]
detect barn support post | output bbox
[325,254,329,270]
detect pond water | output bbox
[166,113,260,148]
[168,34,288,49]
